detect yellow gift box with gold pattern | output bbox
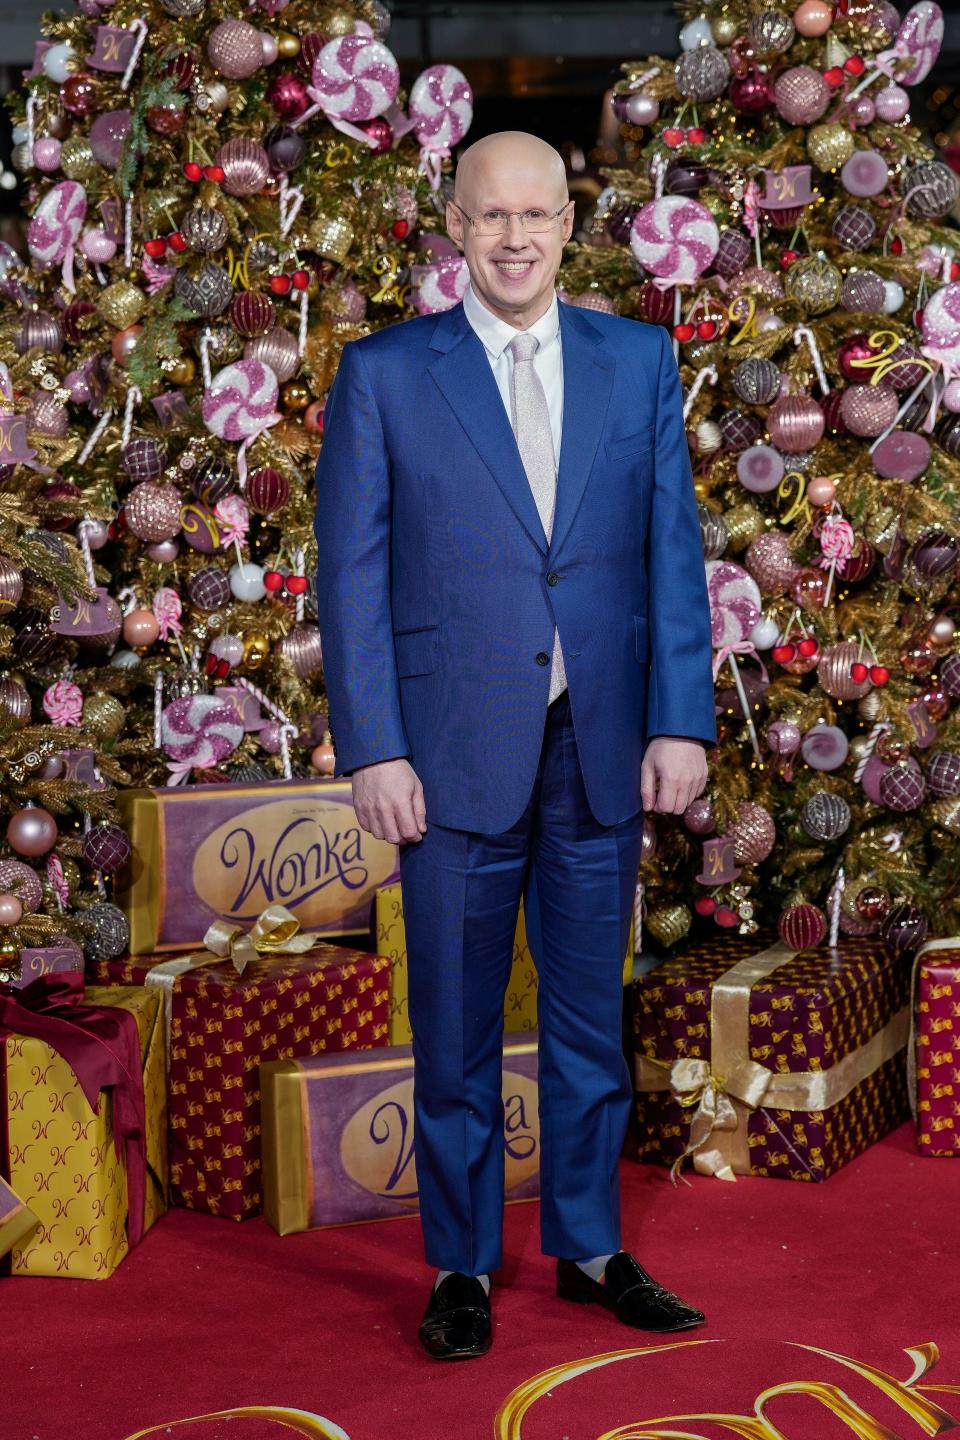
[4,986,167,1278]
[375,882,634,1047]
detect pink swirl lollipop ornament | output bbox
[409,64,473,189]
[161,694,243,784]
[308,34,399,146]
[630,197,719,288]
[27,180,87,294]
[43,677,83,726]
[200,359,280,487]
[412,255,469,313]
[879,1,943,86]
[706,559,765,759]
[920,280,960,388]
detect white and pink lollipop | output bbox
[630,197,719,286]
[705,560,763,647]
[43,677,83,726]
[410,63,473,144]
[201,359,280,485]
[920,279,960,383]
[413,256,469,314]
[879,1,943,86]
[161,694,243,784]
[311,34,399,123]
[27,181,87,291]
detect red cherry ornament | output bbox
[673,322,696,342]
[824,67,845,87]
[797,637,819,658]
[662,127,684,148]
[850,661,869,682]
[870,664,889,685]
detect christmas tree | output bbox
[562,0,960,953]
[0,0,472,976]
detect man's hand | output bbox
[641,737,708,816]
[351,758,427,845]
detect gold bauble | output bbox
[644,903,692,948]
[59,135,99,181]
[323,7,355,35]
[848,735,870,765]
[242,631,270,669]
[0,934,21,984]
[60,856,82,896]
[280,380,311,413]
[723,503,765,552]
[807,123,855,171]
[99,279,147,330]
[712,14,739,43]
[82,691,126,739]
[784,255,843,316]
[276,30,301,58]
[693,477,714,503]
[166,355,196,385]
[928,796,960,836]
[308,212,354,263]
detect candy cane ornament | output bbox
[793,325,831,394]
[682,363,718,420]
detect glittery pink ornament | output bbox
[766,718,802,757]
[409,63,473,148]
[683,796,715,833]
[767,394,825,451]
[216,138,270,197]
[161,694,243,769]
[745,531,800,594]
[630,197,719,285]
[840,383,898,437]
[875,84,909,122]
[43,677,83,725]
[207,18,265,79]
[125,481,183,542]
[705,560,763,646]
[731,801,776,863]
[883,2,944,86]
[0,858,43,912]
[773,66,829,125]
[311,35,400,122]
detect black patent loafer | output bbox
[418,1272,492,1360]
[556,1251,705,1332]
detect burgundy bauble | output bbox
[730,68,774,112]
[61,72,99,117]
[664,159,708,196]
[63,300,97,344]
[230,289,275,338]
[881,900,927,961]
[821,390,848,434]
[159,45,197,91]
[841,539,876,582]
[637,281,674,325]
[927,750,960,798]
[265,123,307,172]
[12,607,58,663]
[121,436,167,480]
[909,530,959,582]
[190,455,234,504]
[246,465,289,515]
[719,408,764,452]
[606,203,639,245]
[837,333,880,382]
[712,229,752,278]
[266,72,309,120]
[941,653,960,698]
[879,758,926,812]
[358,118,393,153]
[778,901,827,948]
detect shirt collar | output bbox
[462,283,560,360]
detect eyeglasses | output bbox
[451,202,571,236]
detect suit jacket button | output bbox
[536,651,550,666]
[547,571,560,586]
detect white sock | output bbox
[575,1252,616,1282]
[435,1268,490,1294]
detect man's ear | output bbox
[446,201,465,251]
[561,199,575,242]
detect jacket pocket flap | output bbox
[634,615,650,662]
[606,430,653,461]
[394,626,438,677]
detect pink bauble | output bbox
[793,0,833,35]
[122,608,161,646]
[731,801,776,864]
[840,383,898,437]
[202,359,279,441]
[683,796,715,833]
[861,752,892,804]
[807,475,836,506]
[872,430,930,481]
[126,481,183,542]
[245,327,300,383]
[147,540,179,563]
[311,742,336,774]
[737,444,784,494]
[0,859,43,912]
[745,530,800,594]
[848,94,876,126]
[311,35,400,122]
[767,394,825,451]
[875,84,910,122]
[840,150,889,198]
[260,31,279,65]
[80,228,117,262]
[705,560,763,646]
[773,66,829,125]
[801,722,850,770]
[89,109,131,169]
[111,324,142,366]
[260,721,283,755]
[409,63,473,147]
[0,894,24,926]
[33,137,62,172]
[207,18,265,79]
[818,640,872,699]
[216,138,270,197]
[778,901,827,948]
[6,805,58,857]
[629,197,719,286]
[766,718,802,756]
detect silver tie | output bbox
[508,332,567,704]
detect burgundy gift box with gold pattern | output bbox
[90,945,390,1220]
[912,937,960,1156]
[633,933,911,1182]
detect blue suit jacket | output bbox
[314,298,717,834]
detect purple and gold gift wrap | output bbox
[2,985,167,1278]
[376,882,634,1047]
[91,925,390,1221]
[114,779,398,953]
[261,1032,541,1234]
[0,1177,39,1261]
[910,937,960,1156]
[633,935,910,1182]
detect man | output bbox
[315,132,716,1361]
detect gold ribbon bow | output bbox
[636,940,910,1183]
[145,905,318,1067]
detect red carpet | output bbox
[6,1123,960,1440]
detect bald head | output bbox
[454,131,568,211]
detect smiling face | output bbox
[446,132,574,329]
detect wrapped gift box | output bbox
[4,940,84,991]
[114,779,398,953]
[376,882,634,1046]
[0,1177,39,1261]
[91,943,390,1220]
[261,1032,540,1234]
[2,985,167,1277]
[633,933,910,1182]
[912,937,960,1156]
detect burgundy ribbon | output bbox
[0,971,148,1248]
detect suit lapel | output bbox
[550,303,615,560]
[428,305,548,554]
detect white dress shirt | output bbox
[462,284,563,462]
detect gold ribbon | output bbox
[906,935,960,1121]
[635,939,910,1182]
[145,905,317,1066]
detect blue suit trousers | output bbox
[399,689,644,1276]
